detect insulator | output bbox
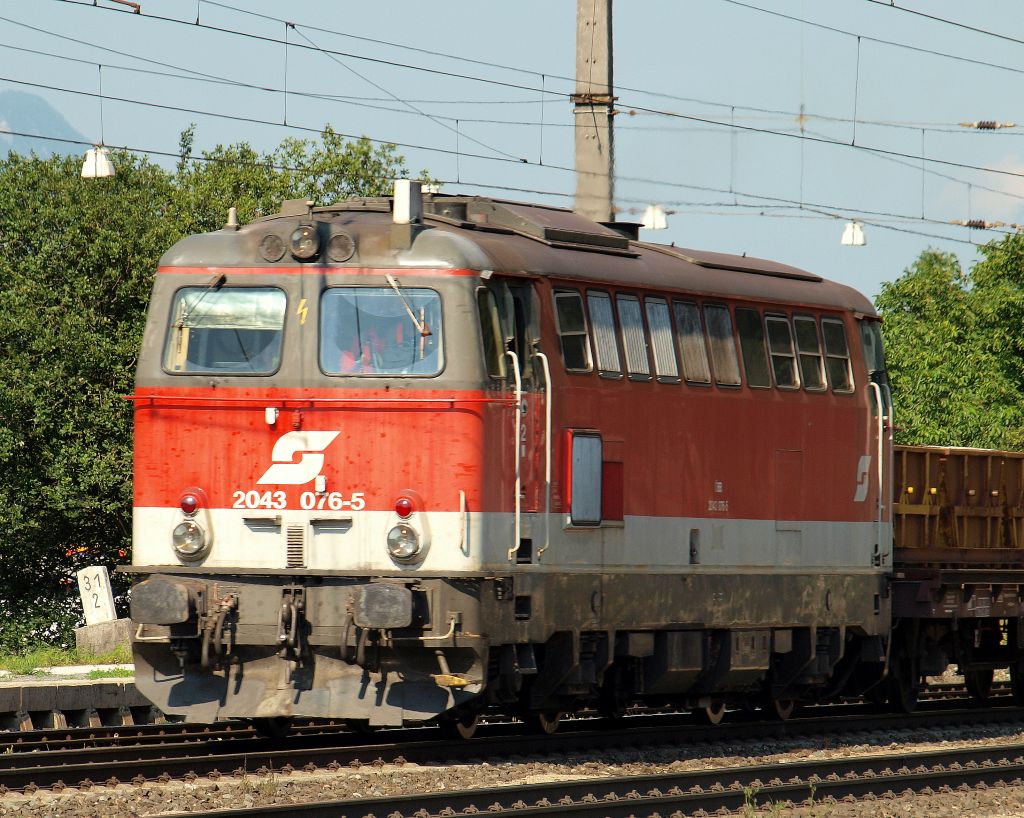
[959,120,1016,130]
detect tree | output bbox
[0,151,177,648]
[170,125,421,235]
[876,244,1024,450]
[0,127,419,650]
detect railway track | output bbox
[0,678,1001,751]
[0,718,364,753]
[2,697,1023,795]
[148,741,1024,817]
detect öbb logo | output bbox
[257,431,341,485]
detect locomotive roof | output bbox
[158,194,876,315]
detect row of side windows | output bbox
[553,289,854,394]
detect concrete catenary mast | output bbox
[573,0,615,222]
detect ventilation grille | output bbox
[286,525,306,568]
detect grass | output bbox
[0,642,133,675]
[86,668,134,679]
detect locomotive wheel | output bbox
[694,701,727,725]
[524,710,562,735]
[251,716,293,740]
[764,697,796,721]
[864,684,889,709]
[439,711,480,740]
[964,668,994,703]
[1011,662,1024,705]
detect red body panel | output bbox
[133,378,873,524]
[133,387,512,513]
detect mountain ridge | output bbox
[0,91,87,157]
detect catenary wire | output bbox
[169,0,1024,118]
[6,40,1024,194]
[862,0,1024,48]
[4,126,1005,247]
[718,0,1024,80]
[9,7,1022,234]
[7,36,1017,141]
[286,25,524,162]
[7,60,1023,223]
[0,75,534,168]
[12,4,1024,166]
[42,0,1024,126]
[19,5,1024,185]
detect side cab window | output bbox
[702,303,741,386]
[587,290,622,376]
[822,317,855,393]
[476,287,506,379]
[553,289,593,373]
[735,307,771,388]
[483,278,541,387]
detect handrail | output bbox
[869,382,886,566]
[458,489,468,556]
[881,383,895,567]
[134,623,170,643]
[535,352,553,559]
[505,351,523,561]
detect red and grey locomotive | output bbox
[128,181,897,733]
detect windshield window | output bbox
[164,287,286,374]
[320,287,443,376]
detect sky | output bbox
[3,0,1024,300]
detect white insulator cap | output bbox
[393,179,423,225]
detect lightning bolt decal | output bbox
[297,298,308,325]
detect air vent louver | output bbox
[286,525,306,568]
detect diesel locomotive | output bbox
[128,181,908,735]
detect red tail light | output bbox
[395,497,414,518]
[180,494,199,515]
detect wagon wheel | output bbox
[887,638,919,713]
[524,710,562,735]
[345,718,377,736]
[596,671,630,722]
[694,701,727,725]
[251,716,293,740]
[964,668,994,703]
[439,710,481,740]
[1011,662,1024,706]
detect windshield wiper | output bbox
[385,273,432,338]
[179,273,227,327]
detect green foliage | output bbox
[170,125,421,235]
[0,151,175,651]
[0,128,416,652]
[876,241,1024,449]
[0,641,132,674]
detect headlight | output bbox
[172,520,209,562]
[386,524,421,562]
